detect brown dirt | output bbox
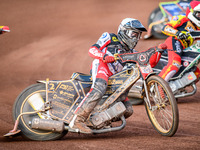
[0,0,199,149]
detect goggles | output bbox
[194,11,200,20]
[126,30,141,39]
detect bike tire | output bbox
[13,83,68,141]
[148,7,168,39]
[144,75,179,137]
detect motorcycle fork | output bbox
[143,80,152,110]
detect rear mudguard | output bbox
[37,80,46,84]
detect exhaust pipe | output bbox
[31,118,65,133]
[174,83,197,98]
[31,116,126,134]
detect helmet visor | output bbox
[194,11,200,20]
[126,30,141,39]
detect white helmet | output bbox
[117,18,147,50]
[186,1,200,27]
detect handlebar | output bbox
[155,43,167,53]
[114,44,167,62]
[177,31,200,39]
[189,31,200,38]
[114,53,119,61]
[155,48,165,53]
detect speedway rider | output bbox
[70,18,148,133]
[158,1,200,81]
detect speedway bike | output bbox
[4,47,179,141]
[130,31,200,103]
[154,32,200,99]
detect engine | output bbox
[169,72,197,93]
[90,101,126,128]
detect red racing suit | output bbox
[160,15,200,81]
[89,32,132,82]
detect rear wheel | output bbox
[144,75,179,137]
[13,83,68,141]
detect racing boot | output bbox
[71,78,107,133]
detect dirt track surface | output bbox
[0,0,199,149]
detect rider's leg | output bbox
[73,78,107,133]
[158,37,182,81]
[71,59,112,133]
[194,67,200,83]
[158,51,181,81]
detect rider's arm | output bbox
[162,24,179,37]
[162,15,189,37]
[88,46,105,60]
[149,51,161,68]
[88,32,111,60]
[149,44,167,68]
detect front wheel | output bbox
[13,83,68,141]
[144,75,179,137]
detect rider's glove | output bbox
[158,43,167,50]
[175,31,187,40]
[103,54,115,63]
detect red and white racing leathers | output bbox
[89,32,132,83]
[88,32,134,102]
[161,15,200,81]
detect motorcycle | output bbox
[4,47,179,141]
[144,0,193,39]
[130,31,200,103]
